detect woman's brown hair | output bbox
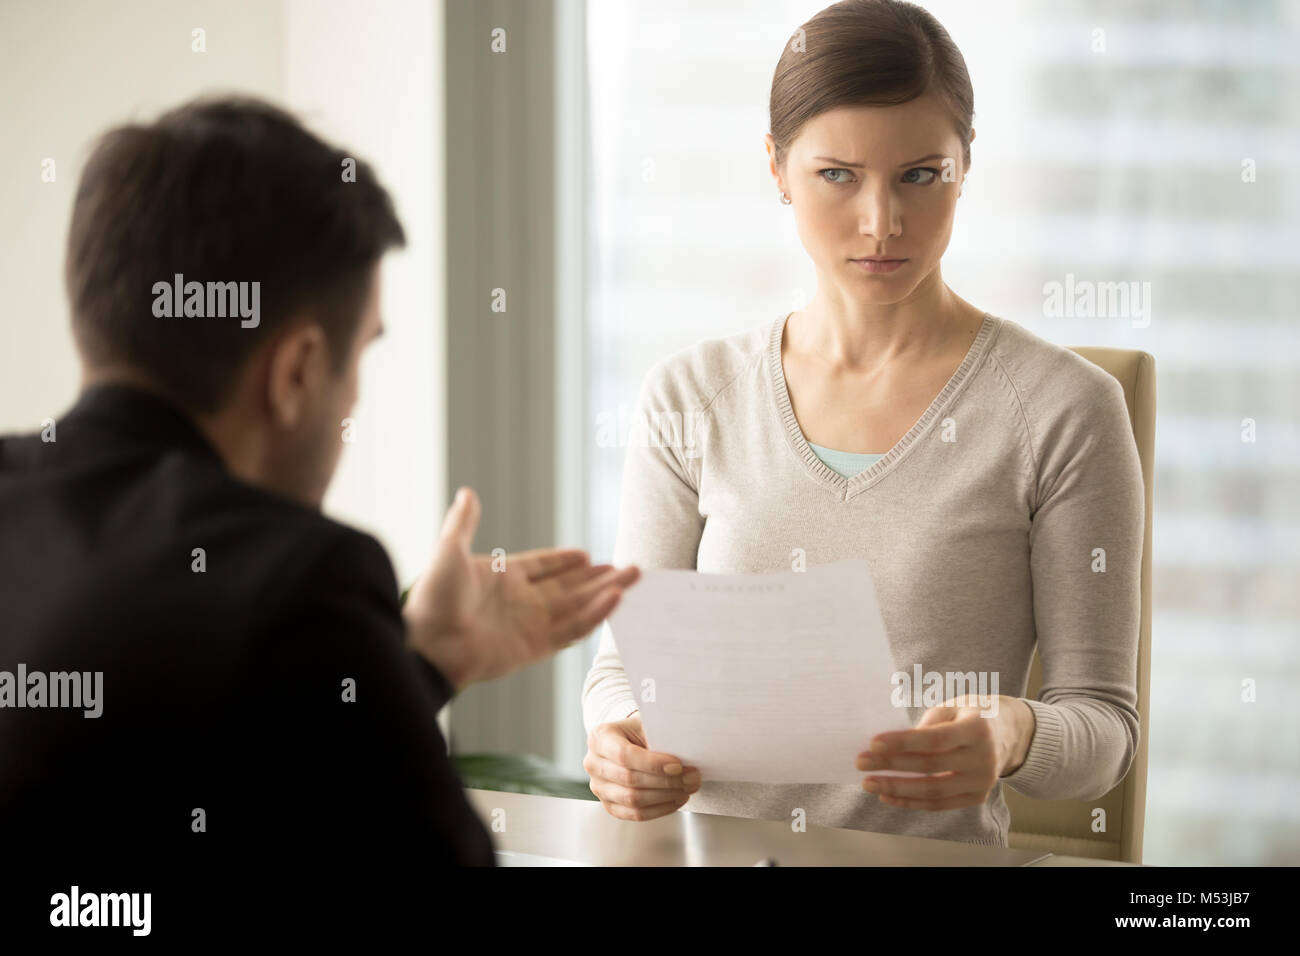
[769,0,974,172]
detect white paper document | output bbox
[607,559,924,785]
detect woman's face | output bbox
[766,91,972,306]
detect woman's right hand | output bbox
[585,712,701,821]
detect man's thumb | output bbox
[439,486,480,547]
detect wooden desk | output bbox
[465,789,1133,866]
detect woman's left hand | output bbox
[855,695,1036,811]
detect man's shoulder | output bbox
[0,427,400,653]
[182,477,402,628]
[116,443,401,613]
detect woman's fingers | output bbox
[584,752,698,792]
[586,721,700,822]
[876,792,987,811]
[593,788,691,822]
[857,744,988,776]
[861,768,992,803]
[590,723,683,777]
[587,759,697,822]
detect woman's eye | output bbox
[903,167,940,185]
[819,167,941,186]
[818,168,854,184]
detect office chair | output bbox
[1002,346,1156,863]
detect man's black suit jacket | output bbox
[0,384,495,882]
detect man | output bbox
[0,96,638,890]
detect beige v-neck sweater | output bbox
[581,311,1145,846]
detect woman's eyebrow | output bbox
[812,153,947,168]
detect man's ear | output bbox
[265,320,329,429]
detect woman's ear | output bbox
[960,129,975,197]
[764,133,781,186]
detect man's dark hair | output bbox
[66,94,406,414]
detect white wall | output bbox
[0,0,284,431]
[285,0,443,589]
[0,0,443,590]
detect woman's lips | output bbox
[850,258,908,274]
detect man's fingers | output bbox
[509,547,590,581]
[549,587,624,651]
[547,565,640,624]
[547,562,617,593]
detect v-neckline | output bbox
[767,310,999,500]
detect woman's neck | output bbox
[791,272,978,373]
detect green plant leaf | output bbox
[452,752,597,801]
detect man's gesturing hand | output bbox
[404,487,641,691]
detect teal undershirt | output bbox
[807,441,885,479]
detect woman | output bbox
[581,0,1143,847]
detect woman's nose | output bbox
[857,183,902,240]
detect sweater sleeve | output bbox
[1001,369,1145,801]
[581,361,707,731]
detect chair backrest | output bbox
[1002,346,1156,863]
